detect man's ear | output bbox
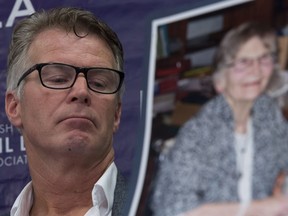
[5,92,22,128]
[113,102,122,133]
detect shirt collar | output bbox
[91,162,118,216]
[10,182,33,216]
[10,162,118,216]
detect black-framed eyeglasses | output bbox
[17,62,125,94]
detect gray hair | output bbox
[7,7,125,99]
[212,22,282,93]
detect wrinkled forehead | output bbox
[27,28,116,68]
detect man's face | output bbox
[6,28,122,163]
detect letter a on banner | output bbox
[6,0,35,27]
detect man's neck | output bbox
[28,149,114,216]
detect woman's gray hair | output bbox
[212,22,283,94]
[7,7,125,99]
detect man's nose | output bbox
[73,74,88,88]
[69,74,91,105]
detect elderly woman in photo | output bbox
[150,22,288,216]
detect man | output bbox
[5,7,127,216]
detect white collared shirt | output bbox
[10,162,117,216]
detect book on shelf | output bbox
[278,36,288,70]
[156,57,191,78]
[181,66,212,78]
[153,92,176,115]
[154,75,179,95]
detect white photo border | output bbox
[128,0,253,215]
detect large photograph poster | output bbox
[133,0,288,215]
